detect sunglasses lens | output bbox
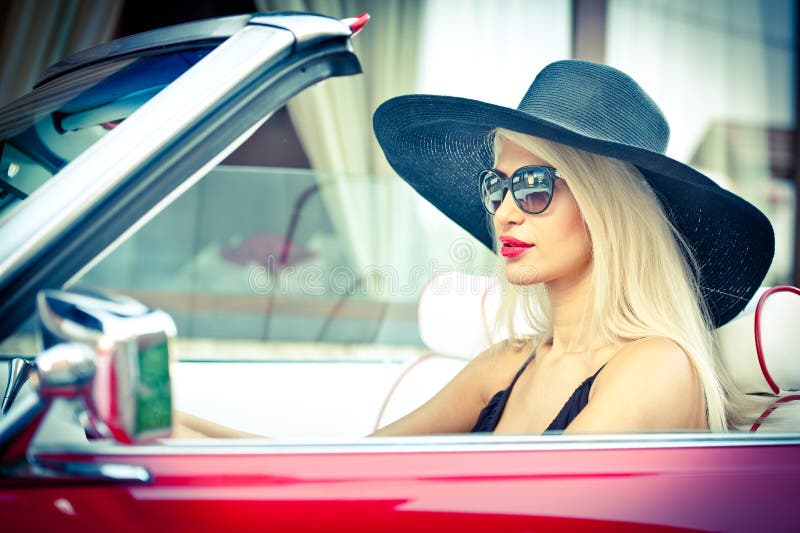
[513,170,552,214]
[480,171,505,214]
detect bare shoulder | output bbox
[428,340,533,416]
[370,338,535,436]
[596,336,700,400]
[471,338,535,395]
[602,336,695,382]
[454,336,537,419]
[568,336,706,432]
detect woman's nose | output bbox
[493,188,525,227]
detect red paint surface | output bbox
[1,442,798,532]
[0,408,47,464]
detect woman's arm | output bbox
[564,336,707,433]
[172,410,265,438]
[371,340,532,437]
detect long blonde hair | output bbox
[491,128,753,431]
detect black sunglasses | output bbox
[479,165,561,215]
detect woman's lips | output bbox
[499,236,533,258]
[501,247,529,258]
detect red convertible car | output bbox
[0,11,798,532]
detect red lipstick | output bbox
[499,236,533,258]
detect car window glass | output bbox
[0,92,498,441]
[74,161,494,439]
[0,47,214,217]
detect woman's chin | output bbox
[504,262,540,286]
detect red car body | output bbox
[3,437,799,532]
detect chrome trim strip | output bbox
[3,460,152,484]
[0,25,295,284]
[32,433,800,457]
[250,13,352,48]
[38,14,254,85]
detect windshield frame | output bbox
[0,15,361,341]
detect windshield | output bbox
[0,111,495,439]
[0,47,214,217]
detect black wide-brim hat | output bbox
[373,60,774,328]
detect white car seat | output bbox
[376,272,799,432]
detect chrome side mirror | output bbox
[0,343,96,465]
[1,289,176,475]
[0,342,152,483]
[36,340,96,391]
[37,289,176,443]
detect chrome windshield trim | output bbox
[38,14,254,85]
[250,13,352,48]
[32,433,800,457]
[0,24,295,286]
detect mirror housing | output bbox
[37,289,176,443]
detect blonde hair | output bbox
[491,128,755,431]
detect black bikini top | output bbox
[471,353,606,434]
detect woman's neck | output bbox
[545,264,599,356]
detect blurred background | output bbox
[0,0,796,285]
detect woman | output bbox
[371,60,774,435]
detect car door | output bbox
[9,432,799,532]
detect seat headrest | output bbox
[417,273,799,394]
[416,271,500,358]
[417,271,539,358]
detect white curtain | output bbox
[255,1,579,287]
[606,0,796,283]
[255,0,422,277]
[414,0,572,272]
[416,0,572,107]
[0,0,123,106]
